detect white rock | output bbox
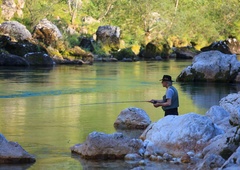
[144,113,224,157]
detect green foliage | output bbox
[63,33,80,48]
[1,0,240,51]
[92,42,109,56]
[112,47,136,60]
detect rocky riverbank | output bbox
[71,92,240,170]
[0,93,239,169]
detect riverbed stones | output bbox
[114,107,151,129]
[176,50,240,82]
[71,132,143,159]
[0,134,36,164]
[197,154,225,170]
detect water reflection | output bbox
[0,164,34,170]
[179,82,240,109]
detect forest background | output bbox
[1,0,240,53]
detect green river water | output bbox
[0,60,239,169]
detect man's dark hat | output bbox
[160,75,174,82]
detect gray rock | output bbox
[96,25,121,51]
[114,107,151,129]
[0,134,36,164]
[219,92,240,126]
[24,52,54,66]
[143,113,224,157]
[0,53,29,66]
[205,105,231,131]
[177,51,240,82]
[71,132,143,159]
[33,18,62,47]
[197,154,225,170]
[0,21,32,41]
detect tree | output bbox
[67,0,82,25]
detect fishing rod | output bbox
[79,100,153,105]
[54,100,154,109]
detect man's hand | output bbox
[153,102,161,108]
[150,99,157,104]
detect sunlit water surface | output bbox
[0,60,239,170]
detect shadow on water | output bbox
[0,163,34,170]
[0,66,54,83]
[179,82,240,109]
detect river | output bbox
[0,60,239,169]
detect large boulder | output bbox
[201,41,232,54]
[71,132,143,159]
[141,113,224,157]
[114,107,151,129]
[176,51,240,82]
[196,92,240,169]
[201,127,238,160]
[0,35,54,67]
[205,105,231,131]
[201,38,240,55]
[0,134,36,164]
[172,46,199,59]
[0,21,32,41]
[4,40,47,57]
[96,25,120,52]
[219,92,240,126]
[23,52,54,66]
[32,18,62,47]
[0,53,29,66]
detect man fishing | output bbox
[150,75,179,116]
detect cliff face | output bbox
[1,0,25,20]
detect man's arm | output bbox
[153,98,172,108]
[150,99,163,104]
